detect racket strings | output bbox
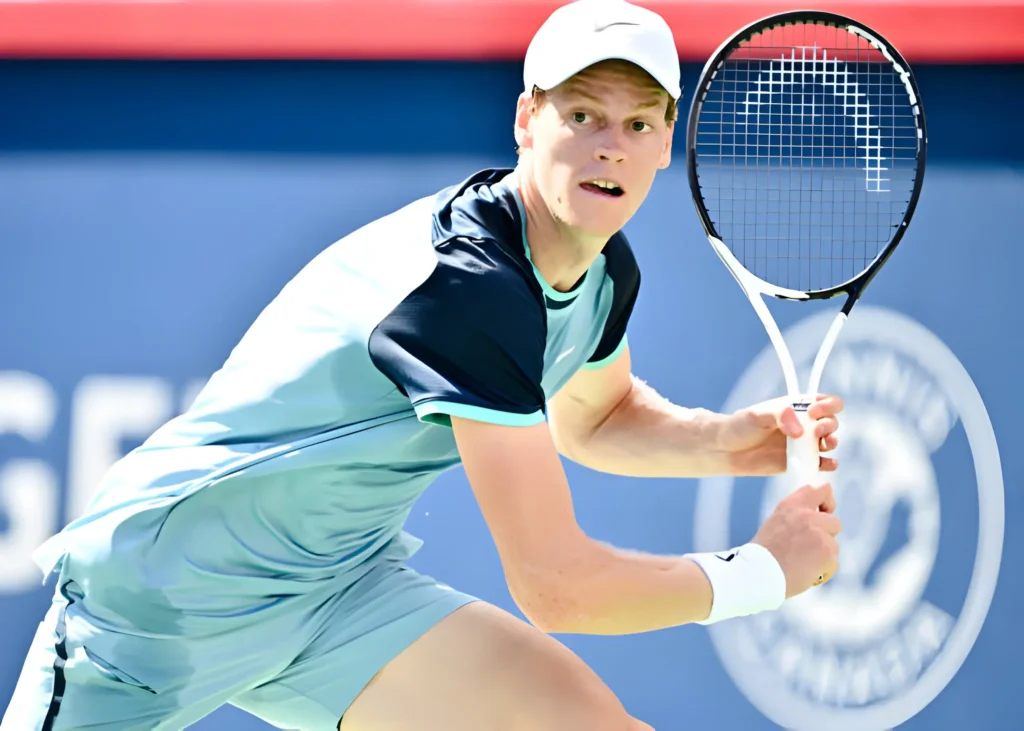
[694,22,921,293]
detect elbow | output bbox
[551,425,603,471]
[512,587,581,634]
[549,425,586,464]
[505,553,596,634]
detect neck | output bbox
[513,163,608,293]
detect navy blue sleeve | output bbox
[585,233,640,368]
[368,237,548,427]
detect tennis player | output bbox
[3,1,844,729]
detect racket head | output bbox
[686,11,927,301]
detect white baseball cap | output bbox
[523,0,681,100]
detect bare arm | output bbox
[548,346,842,478]
[451,415,713,635]
[548,345,732,478]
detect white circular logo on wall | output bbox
[694,306,1004,730]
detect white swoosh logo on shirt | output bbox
[555,345,576,364]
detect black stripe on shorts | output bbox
[41,582,73,731]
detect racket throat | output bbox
[806,311,849,396]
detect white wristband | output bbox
[683,543,787,625]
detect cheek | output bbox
[533,143,580,201]
[629,140,669,186]
[537,135,573,172]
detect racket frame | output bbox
[685,10,928,486]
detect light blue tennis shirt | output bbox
[33,168,641,590]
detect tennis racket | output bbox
[686,11,927,488]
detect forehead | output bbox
[554,61,667,106]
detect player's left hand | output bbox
[718,394,843,476]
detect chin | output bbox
[560,212,623,238]
[559,194,631,237]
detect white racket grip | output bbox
[787,399,823,488]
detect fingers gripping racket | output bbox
[686,11,927,487]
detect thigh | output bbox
[232,561,478,730]
[342,601,649,731]
[235,558,649,731]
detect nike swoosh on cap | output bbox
[594,20,640,32]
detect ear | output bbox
[658,118,675,170]
[514,91,535,152]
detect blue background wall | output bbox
[1,60,1021,729]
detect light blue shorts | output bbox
[2,480,477,730]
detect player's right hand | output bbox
[751,483,841,599]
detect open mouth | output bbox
[579,179,624,198]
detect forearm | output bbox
[516,540,713,635]
[562,375,730,478]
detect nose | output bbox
[593,127,627,163]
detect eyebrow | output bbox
[564,86,664,112]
